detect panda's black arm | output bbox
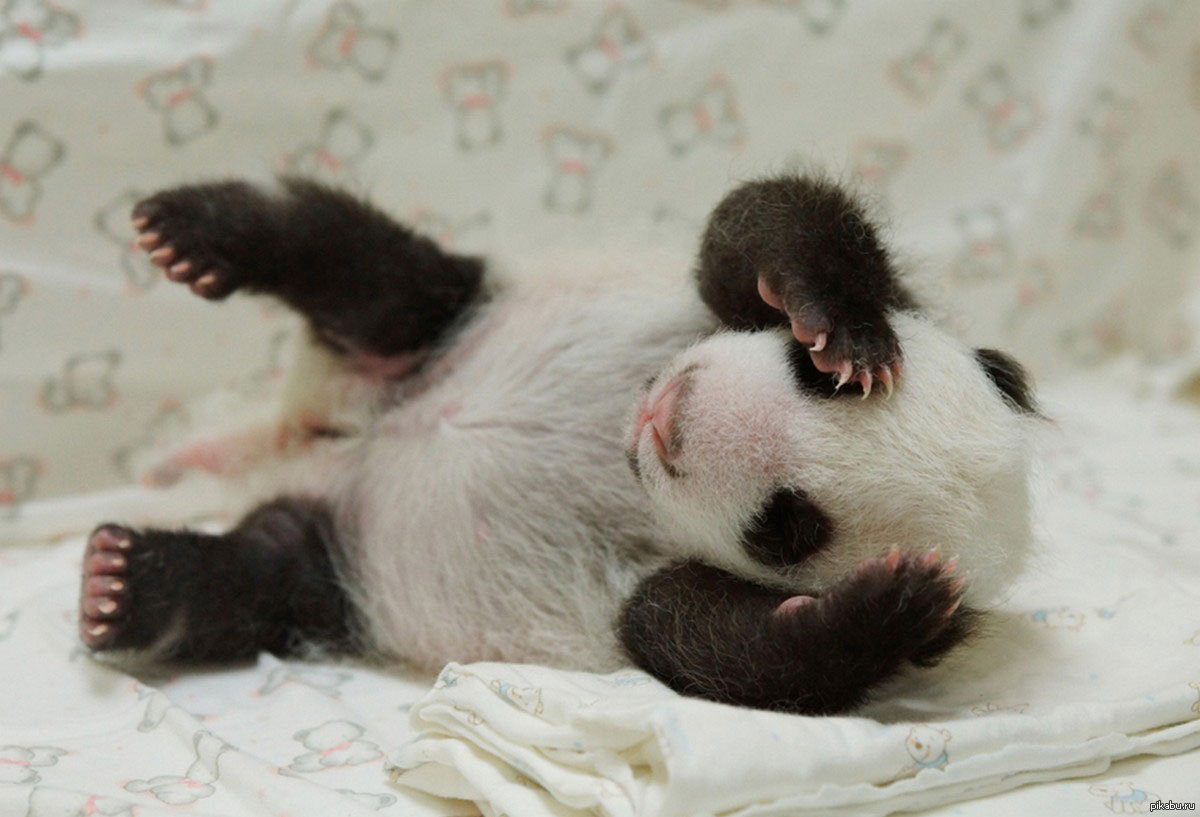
[695,174,916,392]
[617,555,976,715]
[131,178,485,360]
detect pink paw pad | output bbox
[874,548,965,619]
[757,278,828,350]
[773,594,817,618]
[79,525,135,649]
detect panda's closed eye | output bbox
[740,487,834,567]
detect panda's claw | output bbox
[135,231,160,250]
[148,246,175,267]
[191,273,220,297]
[879,366,895,399]
[166,260,193,282]
[919,547,942,569]
[944,598,963,619]
[833,362,853,391]
[810,331,827,353]
[858,370,873,399]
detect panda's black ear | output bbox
[974,348,1037,414]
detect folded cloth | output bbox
[386,373,1200,816]
[387,663,1200,817]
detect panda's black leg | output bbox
[618,552,976,714]
[695,174,916,397]
[80,497,357,661]
[131,178,485,368]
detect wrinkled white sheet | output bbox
[2,368,1198,816]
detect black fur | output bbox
[83,498,356,660]
[741,487,833,566]
[696,174,917,378]
[132,178,485,360]
[785,338,844,397]
[975,348,1038,414]
[618,555,976,715]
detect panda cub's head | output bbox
[625,314,1038,606]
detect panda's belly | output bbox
[339,282,713,669]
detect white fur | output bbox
[630,314,1035,606]
[325,271,714,671]
[153,260,1035,673]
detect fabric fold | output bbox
[389,665,1200,817]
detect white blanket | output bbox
[387,370,1200,816]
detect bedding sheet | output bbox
[2,365,1198,817]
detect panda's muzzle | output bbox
[640,369,695,476]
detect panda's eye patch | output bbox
[740,487,834,567]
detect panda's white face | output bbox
[627,329,803,559]
[626,314,1036,601]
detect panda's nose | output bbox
[648,372,690,464]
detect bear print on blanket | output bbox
[77,173,1037,715]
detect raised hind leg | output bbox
[133,178,486,376]
[80,497,356,661]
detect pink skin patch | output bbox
[756,277,827,352]
[345,350,423,381]
[773,595,816,617]
[632,372,688,466]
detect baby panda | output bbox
[78,173,1038,715]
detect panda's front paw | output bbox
[757,276,902,398]
[773,548,975,670]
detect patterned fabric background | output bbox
[1,0,1198,511]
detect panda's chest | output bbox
[344,284,711,562]
[372,286,710,443]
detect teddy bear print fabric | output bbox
[0,0,1197,516]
